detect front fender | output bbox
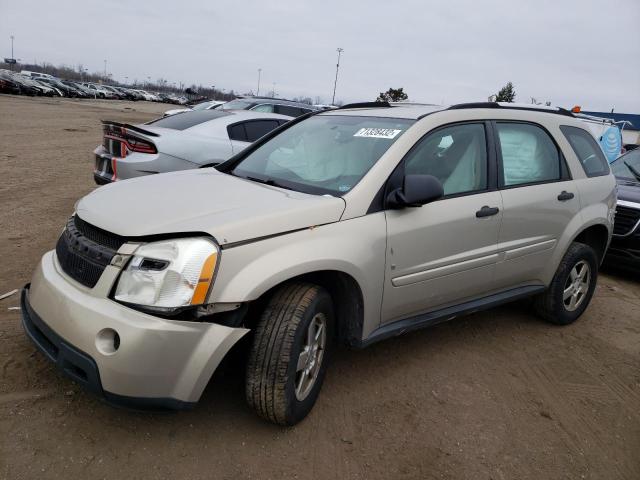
[210,213,388,339]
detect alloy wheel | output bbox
[295,313,327,401]
[563,260,591,312]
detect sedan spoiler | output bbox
[100,120,160,137]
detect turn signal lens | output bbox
[191,253,218,305]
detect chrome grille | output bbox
[613,206,640,236]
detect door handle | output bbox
[476,206,500,218]
[557,191,574,201]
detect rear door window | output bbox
[496,122,563,187]
[244,120,281,142]
[560,125,610,177]
[228,120,281,142]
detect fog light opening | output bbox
[96,328,120,355]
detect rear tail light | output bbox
[102,128,157,157]
[126,136,157,154]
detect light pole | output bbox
[9,35,15,71]
[272,82,276,97]
[103,59,107,78]
[257,68,262,96]
[331,47,343,105]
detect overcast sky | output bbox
[1,0,639,111]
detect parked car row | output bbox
[0,69,189,103]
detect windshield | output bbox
[230,115,414,195]
[611,150,640,182]
[222,99,255,110]
[192,101,215,111]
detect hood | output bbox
[616,179,640,204]
[76,169,346,245]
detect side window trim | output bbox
[492,120,572,190]
[485,120,499,192]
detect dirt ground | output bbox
[0,94,639,480]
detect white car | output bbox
[164,100,226,117]
[132,89,159,101]
[93,109,290,183]
[82,83,116,99]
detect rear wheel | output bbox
[534,242,598,325]
[245,283,334,425]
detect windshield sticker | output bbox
[338,184,352,192]
[354,128,402,139]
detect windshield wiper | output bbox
[241,174,296,191]
[623,161,640,182]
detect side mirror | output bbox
[386,174,444,208]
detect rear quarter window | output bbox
[275,105,305,117]
[228,123,247,142]
[560,125,610,177]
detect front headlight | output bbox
[114,237,219,311]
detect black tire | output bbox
[534,242,599,325]
[245,282,334,425]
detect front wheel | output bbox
[534,242,599,325]
[245,283,334,425]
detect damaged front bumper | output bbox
[22,251,248,410]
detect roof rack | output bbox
[447,102,575,118]
[338,101,391,110]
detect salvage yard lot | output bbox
[0,94,639,480]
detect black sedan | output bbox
[0,71,22,94]
[606,149,640,269]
